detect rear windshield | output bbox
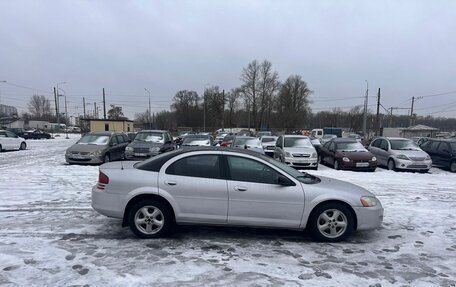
[233,138,261,147]
[261,137,276,143]
[135,132,164,143]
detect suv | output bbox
[274,135,318,169]
[420,139,456,172]
[65,132,129,164]
[125,130,175,160]
[368,137,432,172]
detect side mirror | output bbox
[110,142,117,146]
[278,175,294,186]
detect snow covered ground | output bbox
[0,135,455,286]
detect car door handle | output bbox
[234,186,247,192]
[165,180,177,186]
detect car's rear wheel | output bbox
[308,203,354,242]
[128,200,172,238]
[103,153,110,163]
[387,159,396,171]
[0,144,3,152]
[19,142,26,150]
[450,161,456,173]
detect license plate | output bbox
[134,153,147,157]
[72,155,87,159]
[356,162,369,167]
[267,146,275,150]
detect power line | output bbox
[3,82,53,94]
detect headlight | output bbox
[285,152,292,157]
[360,196,378,207]
[90,150,102,156]
[150,147,160,152]
[371,156,377,161]
[125,146,133,151]
[311,152,317,158]
[396,154,409,160]
[342,157,350,162]
[425,155,431,160]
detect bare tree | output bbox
[240,60,261,129]
[27,95,52,120]
[227,88,241,127]
[171,90,200,127]
[134,109,153,129]
[258,60,280,129]
[277,75,312,130]
[107,105,126,120]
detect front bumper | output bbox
[353,205,384,230]
[394,158,432,171]
[340,161,377,171]
[285,157,318,168]
[91,185,124,218]
[66,154,103,164]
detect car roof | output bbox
[382,137,411,140]
[332,138,358,143]
[234,136,257,139]
[282,135,309,138]
[430,138,456,142]
[137,130,168,133]
[88,132,116,136]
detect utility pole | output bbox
[221,89,225,132]
[94,102,97,118]
[389,107,393,127]
[83,97,86,118]
[203,93,206,132]
[54,87,59,129]
[144,88,151,129]
[362,80,369,138]
[409,96,415,126]
[103,88,106,120]
[376,88,381,136]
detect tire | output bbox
[19,142,26,150]
[0,144,3,152]
[319,155,324,164]
[279,156,284,163]
[334,160,340,170]
[128,199,173,239]
[419,169,429,174]
[387,159,396,171]
[103,153,110,163]
[450,161,456,173]
[308,202,354,242]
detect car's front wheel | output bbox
[308,203,354,242]
[334,160,340,170]
[387,159,396,171]
[128,200,173,238]
[19,142,26,150]
[450,161,456,173]
[103,153,110,163]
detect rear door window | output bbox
[166,155,222,179]
[226,156,281,184]
[430,141,440,151]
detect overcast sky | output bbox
[1,0,455,119]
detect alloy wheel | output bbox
[134,206,164,235]
[317,209,348,239]
[388,159,395,170]
[451,161,456,173]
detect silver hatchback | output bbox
[92,147,383,242]
[368,137,432,172]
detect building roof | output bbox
[403,124,439,131]
[82,118,133,122]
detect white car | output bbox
[274,135,318,169]
[0,130,27,151]
[261,136,278,156]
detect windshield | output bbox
[261,137,276,143]
[182,136,210,146]
[134,132,165,143]
[258,131,271,136]
[233,138,261,147]
[322,134,336,139]
[390,139,419,150]
[77,135,109,145]
[336,142,367,152]
[284,137,312,148]
[260,154,321,184]
[450,143,456,151]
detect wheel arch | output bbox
[305,200,358,231]
[122,194,175,227]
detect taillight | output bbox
[99,171,109,184]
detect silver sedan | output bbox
[92,147,383,242]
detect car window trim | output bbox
[165,154,225,180]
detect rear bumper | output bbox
[66,155,103,164]
[353,205,384,230]
[91,185,124,218]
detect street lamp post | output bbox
[363,80,369,138]
[144,88,151,129]
[59,87,69,139]
[203,83,211,132]
[56,81,66,134]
